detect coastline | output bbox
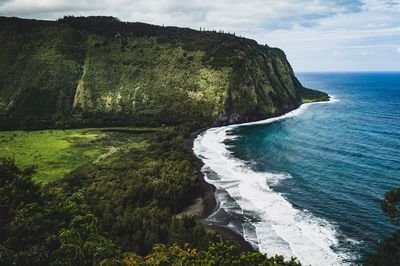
[185,97,332,254]
[186,128,255,252]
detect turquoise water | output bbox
[229,72,400,261]
[194,72,400,265]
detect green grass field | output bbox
[0,128,153,184]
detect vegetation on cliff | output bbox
[0,16,328,131]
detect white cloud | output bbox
[0,0,399,71]
[397,46,400,53]
[0,0,363,31]
[360,50,375,55]
[331,51,340,57]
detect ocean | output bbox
[193,72,400,265]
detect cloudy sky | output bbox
[1,0,400,72]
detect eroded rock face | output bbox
[215,111,243,126]
[0,16,328,130]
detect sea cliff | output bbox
[0,16,328,131]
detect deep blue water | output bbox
[228,72,400,261]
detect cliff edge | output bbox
[0,16,328,130]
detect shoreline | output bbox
[185,97,332,254]
[186,128,255,252]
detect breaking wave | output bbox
[193,99,353,266]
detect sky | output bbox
[1,0,400,72]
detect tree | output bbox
[381,188,400,224]
[366,187,400,265]
[115,242,301,266]
[0,158,120,266]
[55,214,119,266]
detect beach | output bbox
[185,129,255,252]
[189,97,356,266]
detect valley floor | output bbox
[0,126,253,253]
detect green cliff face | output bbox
[0,16,328,130]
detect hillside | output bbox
[0,16,330,266]
[0,16,328,131]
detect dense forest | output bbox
[0,129,302,265]
[2,147,399,265]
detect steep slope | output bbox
[0,16,328,130]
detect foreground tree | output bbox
[0,158,119,266]
[366,187,400,265]
[381,188,400,224]
[0,156,302,265]
[116,242,301,266]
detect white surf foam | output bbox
[193,98,352,266]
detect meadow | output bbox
[0,128,150,183]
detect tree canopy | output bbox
[366,187,400,265]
